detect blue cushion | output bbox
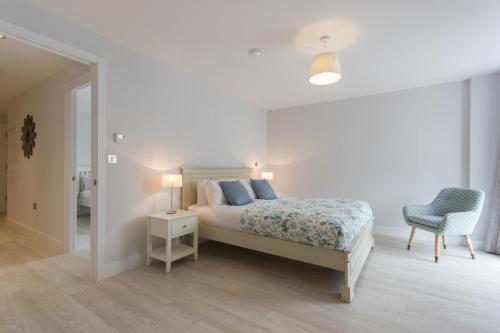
[219,181,253,206]
[250,179,277,200]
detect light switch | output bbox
[107,154,118,164]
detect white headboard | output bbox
[77,165,91,178]
[181,167,253,209]
[76,165,92,193]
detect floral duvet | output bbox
[240,198,373,250]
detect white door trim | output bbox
[65,78,91,254]
[0,123,7,214]
[0,19,107,280]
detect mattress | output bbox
[78,190,92,207]
[189,197,373,250]
[188,202,254,230]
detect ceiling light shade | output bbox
[309,51,341,85]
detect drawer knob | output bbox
[182,225,187,229]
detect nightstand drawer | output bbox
[172,216,197,237]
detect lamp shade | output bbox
[261,171,274,181]
[161,174,183,188]
[309,52,341,85]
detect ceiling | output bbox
[0,36,71,109]
[27,0,500,110]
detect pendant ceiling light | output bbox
[309,36,341,85]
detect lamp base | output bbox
[166,210,177,215]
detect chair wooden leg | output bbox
[464,235,475,260]
[407,226,416,250]
[442,235,447,249]
[434,234,440,263]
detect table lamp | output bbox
[161,174,183,214]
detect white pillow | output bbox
[196,180,209,206]
[240,179,257,199]
[205,180,228,206]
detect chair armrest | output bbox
[444,211,478,222]
[441,211,479,234]
[403,204,435,217]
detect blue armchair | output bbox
[403,187,485,263]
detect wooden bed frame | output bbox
[181,167,374,302]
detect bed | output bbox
[181,167,374,303]
[77,167,92,213]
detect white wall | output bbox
[6,63,90,247]
[0,108,7,124]
[470,73,500,242]
[75,85,91,167]
[269,79,499,244]
[2,1,267,270]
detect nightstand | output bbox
[146,210,199,272]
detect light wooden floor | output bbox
[76,214,91,251]
[1,218,500,333]
[0,216,62,268]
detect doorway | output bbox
[1,18,106,279]
[72,83,92,251]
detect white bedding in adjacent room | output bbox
[78,190,92,208]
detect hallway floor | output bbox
[0,215,62,269]
[76,214,90,251]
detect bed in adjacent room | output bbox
[77,168,92,213]
[182,167,374,302]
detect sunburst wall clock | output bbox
[21,114,37,159]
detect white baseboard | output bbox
[5,217,64,252]
[374,224,484,250]
[100,251,146,280]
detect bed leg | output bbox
[340,257,353,303]
[340,285,353,303]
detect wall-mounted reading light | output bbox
[113,133,125,143]
[261,171,274,181]
[248,48,263,56]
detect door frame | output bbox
[65,78,91,253]
[0,123,6,214]
[0,19,107,280]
